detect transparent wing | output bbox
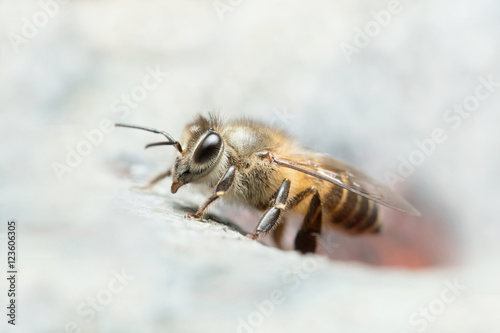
[271,152,420,216]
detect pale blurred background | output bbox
[1,0,499,332]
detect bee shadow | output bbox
[169,201,248,236]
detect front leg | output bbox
[185,166,236,220]
[247,179,291,240]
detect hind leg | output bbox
[294,190,322,254]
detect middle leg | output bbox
[271,186,316,249]
[247,181,321,247]
[247,179,291,240]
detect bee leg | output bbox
[269,187,317,249]
[294,190,322,254]
[185,166,236,220]
[133,169,172,190]
[247,179,291,240]
[272,218,287,249]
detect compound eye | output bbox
[193,132,222,164]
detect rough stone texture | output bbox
[1,0,500,332]
[0,165,499,333]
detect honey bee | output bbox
[116,114,419,254]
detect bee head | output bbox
[115,114,225,194]
[170,114,225,193]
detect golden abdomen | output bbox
[321,182,381,234]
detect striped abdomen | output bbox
[321,181,381,234]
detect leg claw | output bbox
[185,213,202,220]
[246,233,259,241]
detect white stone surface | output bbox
[0,0,499,332]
